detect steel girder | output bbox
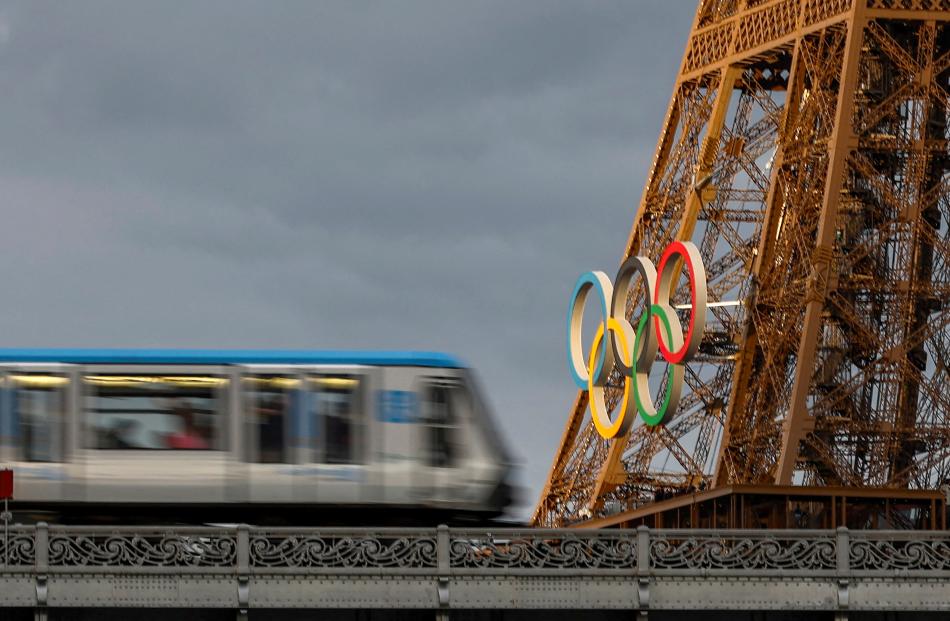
[2,524,950,614]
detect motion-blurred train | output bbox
[0,349,513,524]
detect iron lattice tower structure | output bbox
[535,0,950,527]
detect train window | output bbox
[422,382,465,468]
[11,373,68,462]
[84,374,227,450]
[243,375,297,464]
[310,376,362,464]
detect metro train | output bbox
[0,349,513,524]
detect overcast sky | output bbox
[0,1,695,517]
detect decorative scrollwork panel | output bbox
[851,537,950,571]
[0,531,36,566]
[47,530,236,567]
[651,534,837,570]
[249,533,437,569]
[450,532,637,569]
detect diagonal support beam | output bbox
[774,4,868,485]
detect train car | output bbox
[0,349,513,524]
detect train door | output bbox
[80,365,230,504]
[239,366,300,504]
[301,366,375,506]
[0,364,75,504]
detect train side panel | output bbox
[0,359,511,518]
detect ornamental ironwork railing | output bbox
[2,524,950,575]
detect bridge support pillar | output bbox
[237,524,250,621]
[437,524,450,618]
[34,522,47,621]
[636,525,651,620]
[836,527,850,621]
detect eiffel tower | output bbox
[536,0,950,528]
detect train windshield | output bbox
[84,374,228,450]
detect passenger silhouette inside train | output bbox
[165,401,210,450]
[258,397,285,462]
[325,401,351,463]
[102,419,142,449]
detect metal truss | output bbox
[536,0,950,527]
[3,523,950,614]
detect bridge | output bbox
[2,524,950,619]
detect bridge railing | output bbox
[2,523,950,576]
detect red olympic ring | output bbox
[654,240,707,365]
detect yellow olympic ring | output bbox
[587,317,636,439]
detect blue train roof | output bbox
[0,348,465,368]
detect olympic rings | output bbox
[566,240,707,438]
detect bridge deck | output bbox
[2,524,949,616]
